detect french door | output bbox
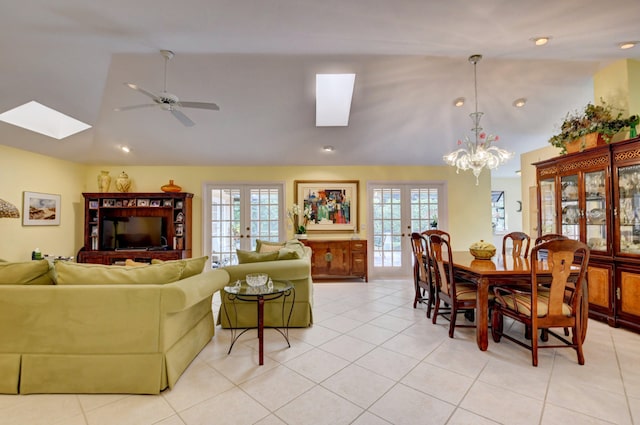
[203,183,284,268]
[369,182,446,278]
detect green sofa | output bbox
[217,243,314,328]
[0,259,229,394]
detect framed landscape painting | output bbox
[23,191,61,226]
[294,180,358,233]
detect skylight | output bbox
[316,74,356,127]
[0,101,91,139]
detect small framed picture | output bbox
[175,201,183,209]
[115,201,122,207]
[150,200,161,207]
[89,201,99,209]
[163,199,174,207]
[127,199,137,207]
[137,199,150,207]
[23,191,61,226]
[103,199,115,207]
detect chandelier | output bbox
[443,54,513,185]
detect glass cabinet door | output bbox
[617,164,640,254]
[584,170,607,253]
[560,174,579,240]
[539,178,557,235]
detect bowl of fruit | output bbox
[469,240,496,260]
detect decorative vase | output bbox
[97,171,111,193]
[161,179,182,193]
[294,234,308,240]
[115,171,132,192]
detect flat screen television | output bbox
[101,216,166,250]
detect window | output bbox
[491,190,506,234]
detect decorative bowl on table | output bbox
[469,240,496,260]
[246,273,269,287]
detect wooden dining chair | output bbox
[491,239,590,366]
[534,233,568,245]
[428,233,478,338]
[502,231,531,258]
[410,232,433,315]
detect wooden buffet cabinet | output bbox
[534,136,640,332]
[77,192,193,265]
[302,239,368,282]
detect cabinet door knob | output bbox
[325,252,333,262]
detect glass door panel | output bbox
[539,178,557,235]
[560,174,580,240]
[206,184,284,268]
[585,170,607,252]
[618,164,640,254]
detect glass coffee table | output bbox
[222,279,295,365]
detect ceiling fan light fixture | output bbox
[531,36,551,46]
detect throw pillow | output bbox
[55,261,183,285]
[277,248,302,261]
[284,240,307,258]
[151,256,208,279]
[0,260,53,285]
[125,259,148,267]
[236,249,279,264]
[255,239,285,253]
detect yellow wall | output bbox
[0,145,493,261]
[0,145,87,261]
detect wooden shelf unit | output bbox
[77,192,193,265]
[302,239,368,282]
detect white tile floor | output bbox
[2,279,640,425]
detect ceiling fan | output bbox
[115,49,220,127]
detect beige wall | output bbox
[0,145,494,261]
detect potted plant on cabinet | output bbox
[548,99,635,154]
[288,204,312,239]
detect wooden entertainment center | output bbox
[77,192,192,265]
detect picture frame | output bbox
[162,199,173,207]
[137,199,150,207]
[150,200,161,207]
[89,200,99,209]
[127,199,137,207]
[294,180,359,233]
[103,199,115,207]
[22,191,61,226]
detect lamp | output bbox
[443,54,513,185]
[0,198,20,218]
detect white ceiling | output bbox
[1,0,639,177]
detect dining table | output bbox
[449,251,588,351]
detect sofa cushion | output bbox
[283,240,307,258]
[277,248,303,261]
[151,256,208,279]
[0,260,53,285]
[237,249,279,264]
[255,240,285,253]
[125,259,148,267]
[55,261,183,285]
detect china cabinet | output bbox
[535,136,640,332]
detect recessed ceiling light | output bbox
[120,146,131,153]
[530,36,551,46]
[513,98,527,108]
[322,145,335,152]
[453,97,465,107]
[619,41,638,50]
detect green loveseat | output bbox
[0,259,229,394]
[217,241,314,329]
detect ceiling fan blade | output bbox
[114,103,157,112]
[179,101,220,111]
[171,109,195,127]
[124,83,159,101]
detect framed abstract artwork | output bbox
[22,191,61,226]
[294,180,358,232]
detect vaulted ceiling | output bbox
[1,0,639,177]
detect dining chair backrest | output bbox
[534,233,568,245]
[502,231,531,258]
[410,232,430,284]
[427,233,453,297]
